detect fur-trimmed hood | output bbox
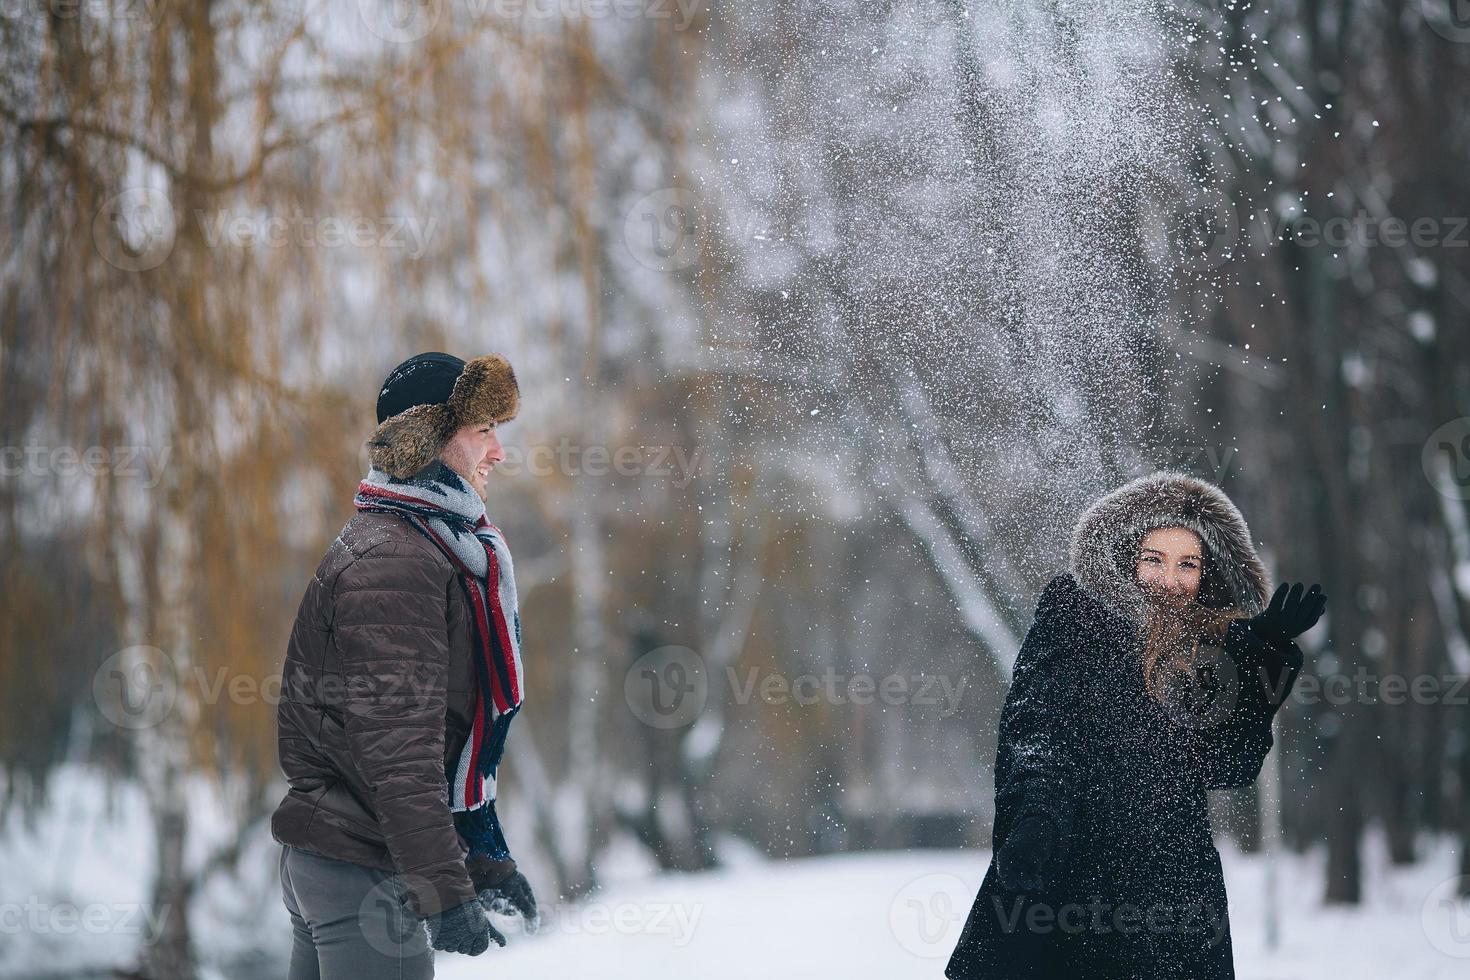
[1068,470,1271,625]
[367,354,519,479]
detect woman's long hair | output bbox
[1137,552,1249,705]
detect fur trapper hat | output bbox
[367,351,519,479]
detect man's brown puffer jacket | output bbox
[271,510,484,918]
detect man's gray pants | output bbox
[279,844,435,980]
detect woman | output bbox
[945,471,1326,980]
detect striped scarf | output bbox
[353,461,523,860]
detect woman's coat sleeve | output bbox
[993,577,1087,851]
[1196,620,1302,790]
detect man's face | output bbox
[440,422,505,500]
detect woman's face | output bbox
[1135,527,1204,602]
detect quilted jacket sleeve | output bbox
[334,543,478,918]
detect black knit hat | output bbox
[376,352,466,425]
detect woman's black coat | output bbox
[944,570,1302,980]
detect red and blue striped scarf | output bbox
[353,462,523,860]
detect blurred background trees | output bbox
[1,1,1466,976]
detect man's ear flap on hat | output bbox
[367,402,457,479]
[449,354,520,427]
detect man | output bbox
[272,352,538,979]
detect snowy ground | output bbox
[442,837,1469,980]
[2,766,1466,978]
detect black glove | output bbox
[478,870,539,933]
[1249,582,1326,654]
[425,899,503,956]
[995,813,1062,892]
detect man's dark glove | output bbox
[425,898,503,955]
[995,813,1062,892]
[480,872,539,932]
[469,856,540,932]
[1249,582,1326,655]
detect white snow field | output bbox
[442,836,1469,980]
[2,766,1466,978]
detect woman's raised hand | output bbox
[1249,582,1327,648]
